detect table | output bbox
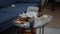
[14,15,52,34]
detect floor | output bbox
[43,4,60,34]
[44,27,60,34]
[43,4,60,29]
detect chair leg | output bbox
[31,29,36,34]
[42,0,48,9]
[36,28,41,34]
[41,27,44,34]
[51,4,54,12]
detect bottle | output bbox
[38,6,42,17]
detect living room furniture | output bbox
[0,0,42,33]
[0,0,17,32]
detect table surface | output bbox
[14,15,52,28]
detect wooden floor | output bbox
[42,4,60,29]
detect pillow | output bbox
[0,0,15,8]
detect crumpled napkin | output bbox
[26,12,37,18]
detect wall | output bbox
[41,0,60,6]
[55,0,60,2]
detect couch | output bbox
[0,0,41,33]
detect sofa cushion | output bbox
[12,3,39,13]
[0,13,16,32]
[0,20,13,32]
[0,3,39,24]
[0,3,40,24]
[0,0,15,8]
[16,0,41,3]
[0,3,40,14]
[0,13,17,24]
[0,2,40,32]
